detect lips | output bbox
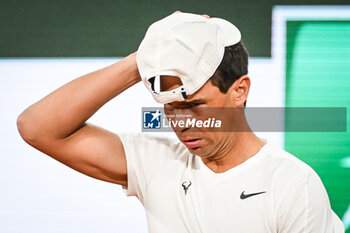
[182,138,202,149]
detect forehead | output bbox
[160,75,219,102]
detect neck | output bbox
[201,132,265,173]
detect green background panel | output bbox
[1,0,349,57]
[285,20,350,230]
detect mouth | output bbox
[182,138,202,149]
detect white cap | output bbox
[136,12,241,104]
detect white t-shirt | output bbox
[119,133,344,233]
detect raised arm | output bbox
[17,52,141,187]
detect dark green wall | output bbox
[1,0,349,57]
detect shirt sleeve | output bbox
[118,133,147,201]
[118,133,180,203]
[276,170,345,233]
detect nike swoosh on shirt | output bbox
[240,191,266,199]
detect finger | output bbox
[173,10,182,14]
[202,14,210,19]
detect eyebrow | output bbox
[184,99,206,104]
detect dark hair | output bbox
[210,41,249,106]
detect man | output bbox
[17,12,344,232]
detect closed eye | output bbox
[164,100,206,109]
[188,100,206,107]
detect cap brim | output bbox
[210,17,241,46]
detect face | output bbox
[161,75,249,160]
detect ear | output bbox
[228,75,250,107]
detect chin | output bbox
[187,146,212,158]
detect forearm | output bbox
[17,52,141,141]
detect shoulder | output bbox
[264,142,319,181]
[264,143,344,232]
[118,133,189,159]
[260,142,327,203]
[263,142,329,206]
[118,133,183,149]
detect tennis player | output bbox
[17,12,344,232]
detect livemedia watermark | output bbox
[141,107,347,132]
